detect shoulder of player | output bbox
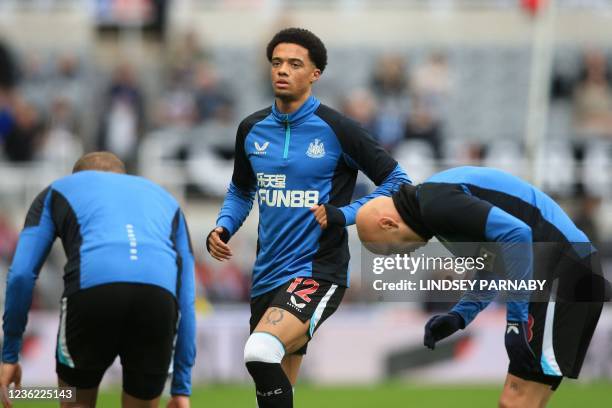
[43,174,181,222]
[314,104,372,154]
[418,182,466,203]
[67,172,179,206]
[123,175,185,218]
[24,185,53,227]
[131,175,181,206]
[417,182,468,217]
[314,103,361,132]
[238,106,273,134]
[46,172,87,198]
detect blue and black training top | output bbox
[2,171,196,396]
[217,95,410,297]
[393,166,592,327]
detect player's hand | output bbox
[505,321,538,373]
[206,227,232,261]
[310,204,345,230]
[167,395,190,408]
[310,205,328,229]
[0,362,22,408]
[424,312,465,350]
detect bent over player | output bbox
[206,28,410,407]
[1,152,196,408]
[356,166,608,408]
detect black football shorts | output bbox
[509,250,604,390]
[56,282,177,400]
[250,277,345,355]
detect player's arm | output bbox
[338,157,410,226]
[316,113,410,227]
[419,184,533,348]
[444,208,533,327]
[171,210,196,398]
[207,120,257,260]
[2,188,56,365]
[472,204,537,372]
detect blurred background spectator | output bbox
[165,29,212,86]
[0,37,18,92]
[341,88,377,133]
[192,62,234,124]
[572,50,612,139]
[369,53,411,153]
[96,62,145,170]
[412,52,452,120]
[3,97,45,162]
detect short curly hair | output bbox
[266,28,327,72]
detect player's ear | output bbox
[378,216,399,231]
[311,68,321,83]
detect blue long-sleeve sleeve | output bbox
[452,206,533,325]
[339,163,411,226]
[216,116,257,237]
[2,188,55,363]
[171,210,196,396]
[450,270,500,326]
[216,182,255,236]
[319,114,410,227]
[486,207,533,322]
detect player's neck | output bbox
[275,91,311,114]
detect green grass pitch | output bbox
[12,382,612,407]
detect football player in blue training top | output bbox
[356,166,609,408]
[1,152,195,408]
[206,28,410,408]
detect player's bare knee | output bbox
[499,392,545,408]
[283,335,308,354]
[499,385,524,408]
[498,394,521,408]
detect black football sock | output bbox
[246,361,293,408]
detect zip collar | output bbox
[271,95,320,127]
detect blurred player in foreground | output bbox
[207,28,409,407]
[0,152,196,408]
[356,166,608,408]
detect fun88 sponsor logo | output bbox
[257,173,319,208]
[258,189,319,207]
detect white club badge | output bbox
[306,138,325,158]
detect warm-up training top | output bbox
[217,95,411,297]
[2,171,196,396]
